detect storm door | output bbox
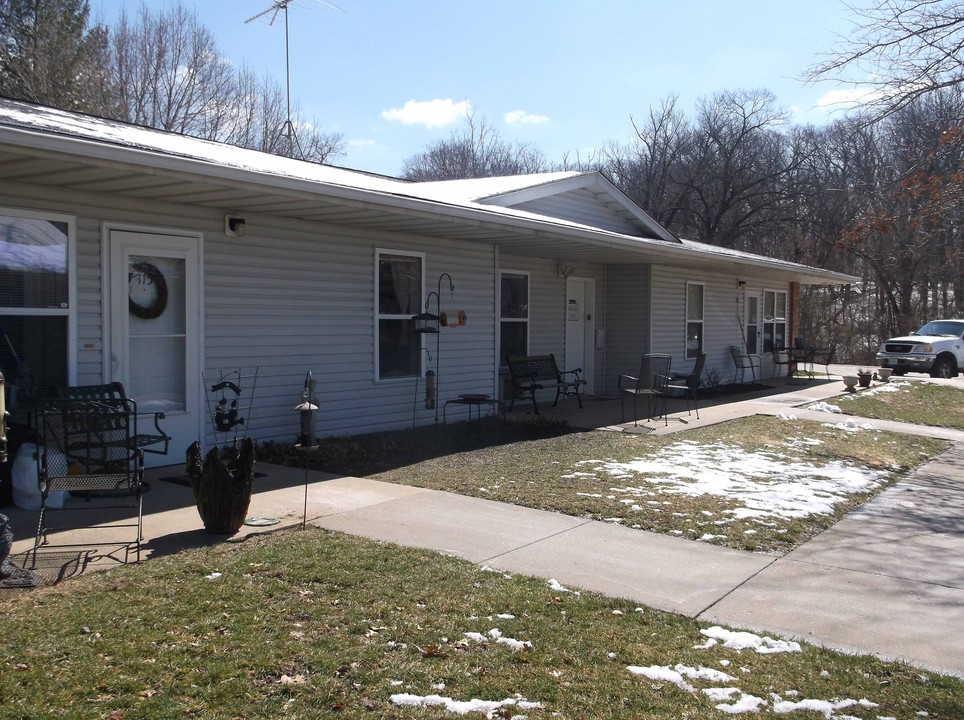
[109,229,201,467]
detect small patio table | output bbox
[788,347,817,379]
[443,394,503,424]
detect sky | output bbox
[86,0,865,177]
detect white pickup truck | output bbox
[876,319,964,378]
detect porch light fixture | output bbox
[224,214,246,237]
[558,264,575,278]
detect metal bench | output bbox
[505,354,585,414]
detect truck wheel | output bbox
[930,356,957,378]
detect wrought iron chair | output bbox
[64,382,170,456]
[33,398,145,564]
[666,351,706,420]
[730,345,762,384]
[619,353,672,426]
[771,348,792,379]
[812,345,835,378]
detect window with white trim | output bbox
[685,281,704,359]
[499,271,529,362]
[763,289,788,352]
[745,294,760,355]
[375,249,423,379]
[0,209,72,412]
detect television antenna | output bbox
[244,0,342,159]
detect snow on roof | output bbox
[0,99,857,284]
[0,98,410,195]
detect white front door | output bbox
[109,229,202,468]
[565,277,594,394]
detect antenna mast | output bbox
[244,0,303,158]
[244,0,342,160]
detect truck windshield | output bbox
[917,321,964,337]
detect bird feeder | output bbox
[412,311,440,334]
[294,371,318,448]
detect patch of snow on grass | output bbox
[390,692,542,715]
[548,578,578,594]
[771,696,878,716]
[715,691,768,714]
[700,626,802,654]
[594,440,885,521]
[808,401,842,413]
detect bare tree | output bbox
[807,0,964,119]
[402,111,548,180]
[0,0,114,113]
[673,90,802,251]
[604,95,691,229]
[111,3,235,135]
[109,1,344,163]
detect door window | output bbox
[127,255,186,412]
[685,282,704,359]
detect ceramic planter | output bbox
[186,438,256,534]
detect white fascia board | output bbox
[477,171,679,243]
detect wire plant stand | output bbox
[201,367,260,448]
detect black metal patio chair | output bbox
[32,398,145,565]
[666,351,706,420]
[619,353,671,426]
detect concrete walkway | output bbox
[6,368,964,678]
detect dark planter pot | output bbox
[186,438,256,534]
[857,373,872,388]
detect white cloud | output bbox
[347,138,376,148]
[381,99,469,128]
[504,109,550,126]
[815,86,884,110]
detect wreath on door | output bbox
[128,261,168,319]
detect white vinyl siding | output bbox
[4,179,498,445]
[649,267,788,384]
[603,264,651,393]
[513,189,642,235]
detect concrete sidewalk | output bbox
[6,369,964,678]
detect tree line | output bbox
[0,0,344,162]
[2,0,962,363]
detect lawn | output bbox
[830,378,964,429]
[2,528,962,719]
[274,414,944,554]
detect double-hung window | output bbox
[745,294,760,355]
[499,271,528,361]
[685,281,704,359]
[0,209,72,412]
[376,250,423,379]
[763,289,788,352]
